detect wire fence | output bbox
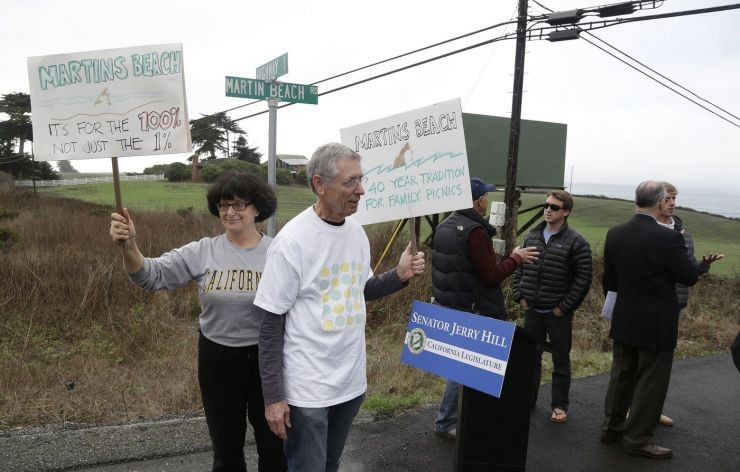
[14,174,165,187]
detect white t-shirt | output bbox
[255,207,372,407]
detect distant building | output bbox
[277,154,308,173]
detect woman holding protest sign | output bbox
[109,171,285,472]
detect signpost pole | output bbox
[266,97,278,237]
[111,156,123,214]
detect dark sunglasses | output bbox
[543,202,565,211]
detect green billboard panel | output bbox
[462,113,567,189]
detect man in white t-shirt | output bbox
[255,143,426,472]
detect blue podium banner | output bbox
[400,301,516,398]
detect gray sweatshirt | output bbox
[129,233,272,347]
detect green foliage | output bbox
[190,112,244,160]
[294,170,308,187]
[0,227,20,251]
[142,164,169,175]
[34,161,60,180]
[176,207,194,218]
[56,160,79,174]
[163,162,191,182]
[231,134,262,164]
[276,168,294,185]
[200,160,265,183]
[0,93,33,178]
[0,209,19,220]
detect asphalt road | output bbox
[2,353,738,472]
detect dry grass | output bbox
[0,191,217,427]
[1,190,737,427]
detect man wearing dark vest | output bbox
[600,180,704,459]
[431,177,538,438]
[513,190,592,424]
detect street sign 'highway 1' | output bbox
[256,53,288,81]
[225,76,318,104]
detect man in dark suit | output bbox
[600,181,702,459]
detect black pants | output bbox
[523,308,573,411]
[602,341,674,449]
[198,332,286,472]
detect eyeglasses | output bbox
[543,202,565,211]
[339,176,369,189]
[217,201,251,212]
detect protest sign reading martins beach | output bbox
[340,99,471,226]
[27,43,191,161]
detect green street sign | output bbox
[266,81,318,104]
[225,76,318,104]
[256,53,288,81]
[225,76,267,100]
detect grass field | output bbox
[41,181,740,275]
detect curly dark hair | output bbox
[206,171,277,222]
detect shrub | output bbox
[0,209,19,221]
[276,168,293,185]
[294,170,308,187]
[143,164,169,175]
[0,227,20,251]
[164,162,191,182]
[200,160,265,183]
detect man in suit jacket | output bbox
[600,180,701,459]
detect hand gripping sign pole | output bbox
[111,156,124,214]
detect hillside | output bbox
[40,181,739,275]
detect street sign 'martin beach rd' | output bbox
[225,76,318,104]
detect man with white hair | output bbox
[256,143,426,472]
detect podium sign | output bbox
[401,301,515,397]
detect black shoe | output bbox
[600,430,623,444]
[623,443,673,459]
[434,428,456,439]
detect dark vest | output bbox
[431,210,506,320]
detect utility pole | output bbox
[502,0,529,254]
[267,97,278,237]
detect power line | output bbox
[580,36,739,128]
[220,19,519,117]
[231,35,513,123]
[584,33,740,123]
[530,0,740,127]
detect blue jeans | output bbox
[434,381,459,433]
[285,394,365,472]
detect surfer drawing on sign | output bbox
[95,87,111,105]
[393,142,412,169]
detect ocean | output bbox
[567,183,740,219]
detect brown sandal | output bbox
[550,408,568,423]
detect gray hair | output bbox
[635,180,666,208]
[307,143,362,194]
[661,181,678,196]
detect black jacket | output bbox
[603,214,699,351]
[432,209,507,319]
[671,215,707,309]
[512,221,592,314]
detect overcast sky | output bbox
[2,0,738,193]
